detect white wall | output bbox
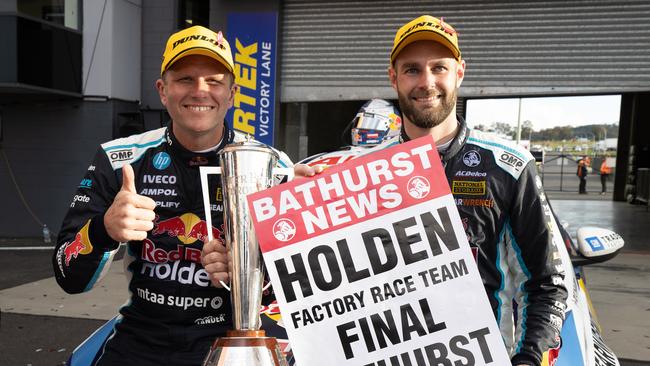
[83,0,141,101]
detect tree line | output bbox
[474,122,618,141]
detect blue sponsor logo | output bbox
[79,179,92,189]
[585,236,604,251]
[153,152,171,170]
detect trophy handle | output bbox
[199,167,293,243]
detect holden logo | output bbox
[462,150,481,167]
[407,176,431,199]
[273,219,296,242]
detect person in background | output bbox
[577,156,591,194]
[299,98,402,167]
[600,156,612,195]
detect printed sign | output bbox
[248,136,510,366]
[226,12,278,145]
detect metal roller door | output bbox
[280,0,650,102]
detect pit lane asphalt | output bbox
[1,198,649,366]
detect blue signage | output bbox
[585,236,604,251]
[226,12,278,146]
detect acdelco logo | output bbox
[499,152,524,170]
[109,149,133,162]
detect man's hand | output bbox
[293,163,326,179]
[104,164,156,242]
[201,239,229,287]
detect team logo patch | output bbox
[462,150,481,167]
[273,219,296,242]
[452,180,486,195]
[407,176,431,199]
[108,148,134,163]
[499,151,524,171]
[153,152,171,170]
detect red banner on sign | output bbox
[248,136,449,252]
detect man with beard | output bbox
[297,15,568,366]
[389,15,568,366]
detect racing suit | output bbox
[52,124,292,365]
[300,118,568,366]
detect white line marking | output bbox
[0,246,55,250]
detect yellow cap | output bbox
[160,26,234,76]
[390,15,461,64]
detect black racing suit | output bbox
[52,124,292,365]
[300,118,568,366]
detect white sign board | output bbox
[248,136,510,365]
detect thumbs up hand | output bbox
[104,164,157,242]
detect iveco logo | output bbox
[109,149,134,162]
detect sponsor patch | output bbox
[462,150,481,167]
[153,152,171,170]
[63,220,94,266]
[499,151,524,171]
[108,148,134,163]
[455,170,487,177]
[452,180,486,195]
[455,198,494,208]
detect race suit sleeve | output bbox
[506,160,568,365]
[52,147,121,294]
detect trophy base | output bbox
[203,330,289,366]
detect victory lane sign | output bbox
[247,136,510,365]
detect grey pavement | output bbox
[1,197,649,365]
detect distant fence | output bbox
[538,153,613,193]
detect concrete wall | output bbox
[140,0,175,110]
[0,100,137,237]
[83,0,141,101]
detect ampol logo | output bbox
[407,176,431,199]
[153,213,221,244]
[273,219,296,242]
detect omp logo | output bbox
[109,149,133,162]
[452,180,486,195]
[499,152,524,170]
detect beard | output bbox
[397,86,457,129]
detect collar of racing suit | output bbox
[399,115,470,165]
[164,122,235,166]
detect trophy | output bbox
[203,139,289,366]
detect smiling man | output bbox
[52,26,292,365]
[386,15,568,366]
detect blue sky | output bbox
[465,95,621,130]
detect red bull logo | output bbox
[153,213,221,244]
[64,221,93,266]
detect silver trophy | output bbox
[203,138,288,366]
